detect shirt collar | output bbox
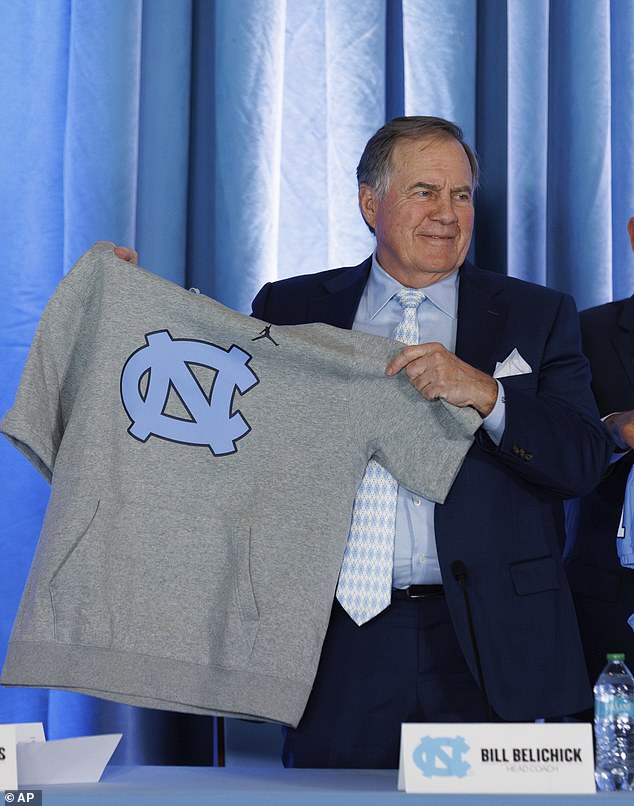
[366,253,459,320]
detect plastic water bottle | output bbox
[594,653,634,791]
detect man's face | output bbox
[359,136,474,288]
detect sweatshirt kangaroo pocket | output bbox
[49,498,259,669]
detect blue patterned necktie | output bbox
[336,288,427,625]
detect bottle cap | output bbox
[607,653,625,661]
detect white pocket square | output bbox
[494,348,532,379]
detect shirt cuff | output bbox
[482,380,506,446]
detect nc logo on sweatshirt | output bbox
[120,329,259,456]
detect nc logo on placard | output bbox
[120,330,259,456]
[412,736,471,778]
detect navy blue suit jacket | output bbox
[252,257,612,720]
[565,296,634,685]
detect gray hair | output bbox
[356,116,479,198]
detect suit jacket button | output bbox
[512,444,520,455]
[524,452,533,461]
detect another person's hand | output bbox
[95,241,138,265]
[386,342,498,417]
[604,410,634,452]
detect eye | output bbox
[453,192,472,202]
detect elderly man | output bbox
[249,116,611,768]
[113,116,611,768]
[565,216,634,700]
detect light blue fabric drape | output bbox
[1,0,633,766]
[507,0,550,287]
[546,0,613,308]
[0,0,215,766]
[136,0,192,285]
[402,0,477,144]
[611,0,634,301]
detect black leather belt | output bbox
[392,584,444,599]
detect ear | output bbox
[628,217,634,253]
[358,184,379,231]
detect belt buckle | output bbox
[405,584,442,599]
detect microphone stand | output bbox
[451,560,493,722]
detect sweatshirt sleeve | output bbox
[348,336,482,503]
[1,286,81,483]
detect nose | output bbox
[430,193,458,224]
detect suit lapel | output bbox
[306,257,372,329]
[303,257,507,368]
[455,262,507,373]
[612,295,634,396]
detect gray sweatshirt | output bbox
[1,243,481,726]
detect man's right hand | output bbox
[113,244,138,264]
[96,241,138,265]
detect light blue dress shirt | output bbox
[352,255,506,586]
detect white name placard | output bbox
[0,724,18,792]
[398,722,595,794]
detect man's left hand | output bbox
[604,410,634,452]
[386,342,498,417]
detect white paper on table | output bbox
[17,733,122,785]
[15,723,45,744]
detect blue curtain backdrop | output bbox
[1,0,633,766]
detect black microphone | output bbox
[451,560,493,722]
